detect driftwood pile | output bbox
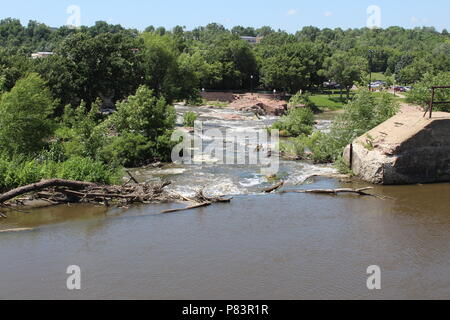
[0,175,389,218]
[162,189,232,214]
[0,179,176,208]
[0,178,234,216]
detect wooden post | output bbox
[429,88,435,119]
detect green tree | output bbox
[0,73,56,156]
[396,59,432,85]
[407,71,450,112]
[55,32,143,108]
[321,52,368,100]
[56,99,107,159]
[104,86,177,166]
[140,32,186,102]
[307,90,399,164]
[110,85,176,139]
[259,42,327,92]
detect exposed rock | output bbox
[208,113,248,121]
[229,94,288,116]
[343,111,450,185]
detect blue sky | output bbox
[1,0,448,32]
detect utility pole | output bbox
[368,49,374,91]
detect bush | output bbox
[0,156,121,192]
[100,131,176,168]
[0,73,57,156]
[279,135,309,159]
[109,85,176,140]
[183,111,198,127]
[310,89,399,164]
[289,91,316,109]
[186,95,204,106]
[100,133,155,168]
[271,107,314,137]
[406,71,450,112]
[105,85,176,166]
[55,100,108,160]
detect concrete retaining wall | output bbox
[343,111,450,185]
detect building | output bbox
[240,36,263,44]
[31,52,54,59]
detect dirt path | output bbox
[386,90,422,113]
[399,101,422,113]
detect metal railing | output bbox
[424,86,450,119]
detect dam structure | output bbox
[344,111,450,185]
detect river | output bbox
[0,106,449,300]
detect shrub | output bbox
[55,100,108,160]
[186,95,204,106]
[280,135,309,159]
[0,73,57,156]
[100,133,156,168]
[100,130,176,168]
[406,71,450,112]
[0,156,121,192]
[183,111,198,127]
[109,85,176,140]
[105,86,176,166]
[309,89,399,164]
[271,107,314,137]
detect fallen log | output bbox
[125,170,139,184]
[160,202,211,214]
[0,179,96,204]
[61,189,139,200]
[279,187,388,199]
[263,181,284,193]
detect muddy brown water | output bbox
[0,178,449,300]
[1,108,449,299]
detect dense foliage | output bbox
[183,111,198,127]
[0,18,448,188]
[0,73,56,155]
[406,71,450,112]
[281,90,400,165]
[271,107,315,137]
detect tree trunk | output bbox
[0,179,96,204]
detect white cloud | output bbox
[324,11,333,17]
[411,16,418,24]
[286,9,298,16]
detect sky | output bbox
[1,0,449,32]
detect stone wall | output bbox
[343,111,450,185]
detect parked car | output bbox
[394,86,406,92]
[323,81,341,89]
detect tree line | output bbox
[1,19,449,105]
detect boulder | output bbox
[343,111,450,185]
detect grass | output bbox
[371,72,388,81]
[0,156,122,192]
[309,93,352,111]
[204,100,229,108]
